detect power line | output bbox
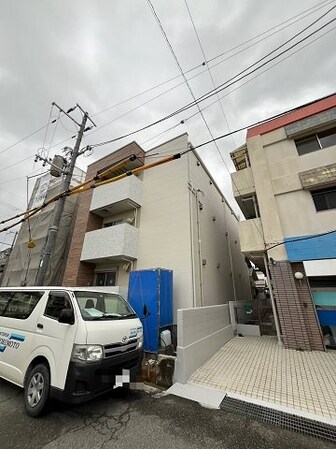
[90,10,336,150]
[0,124,49,156]
[142,23,336,151]
[153,22,336,147]
[207,0,335,66]
[178,4,336,114]
[0,155,33,174]
[266,229,336,252]
[90,0,334,120]
[73,0,336,146]
[184,0,235,145]
[0,0,332,165]
[0,1,332,172]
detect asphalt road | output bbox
[0,379,333,449]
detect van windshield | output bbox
[74,291,137,321]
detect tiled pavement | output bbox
[189,336,336,421]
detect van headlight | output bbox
[71,344,103,362]
[136,336,143,350]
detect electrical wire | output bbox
[73,0,336,147]
[147,0,265,244]
[175,6,336,116]
[0,0,332,163]
[2,87,335,233]
[184,0,235,146]
[1,1,333,179]
[145,23,336,150]
[265,229,336,252]
[90,10,336,150]
[90,0,334,119]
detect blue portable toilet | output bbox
[128,268,173,353]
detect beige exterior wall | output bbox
[234,125,336,260]
[263,130,336,239]
[187,148,251,305]
[137,135,194,318]
[137,134,251,320]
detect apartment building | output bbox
[63,133,251,319]
[230,93,336,351]
[2,171,84,287]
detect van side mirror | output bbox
[58,309,75,325]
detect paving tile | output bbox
[188,336,336,419]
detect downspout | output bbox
[188,184,197,308]
[226,230,237,301]
[195,189,205,307]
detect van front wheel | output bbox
[24,364,50,417]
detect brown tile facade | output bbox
[63,142,145,286]
[269,260,324,351]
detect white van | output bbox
[0,287,143,417]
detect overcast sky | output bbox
[0,0,335,250]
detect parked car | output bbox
[0,287,143,416]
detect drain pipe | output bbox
[264,254,282,346]
[196,189,205,307]
[226,231,237,302]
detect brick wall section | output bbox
[269,260,324,351]
[291,262,324,351]
[63,142,145,286]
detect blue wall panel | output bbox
[284,233,336,262]
[317,310,336,326]
[128,269,173,353]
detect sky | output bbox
[0,0,335,250]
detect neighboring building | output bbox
[63,134,251,319]
[0,248,11,285]
[230,93,336,351]
[2,170,84,287]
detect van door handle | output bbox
[37,323,43,329]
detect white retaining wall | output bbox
[174,304,233,383]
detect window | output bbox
[74,291,135,321]
[44,292,72,320]
[0,291,43,319]
[95,271,117,287]
[241,195,260,219]
[295,127,336,156]
[311,186,336,211]
[103,219,123,228]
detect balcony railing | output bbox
[231,167,255,199]
[80,223,138,263]
[238,218,265,254]
[90,176,143,217]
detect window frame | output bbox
[311,186,336,212]
[94,270,118,287]
[43,291,73,321]
[295,127,336,156]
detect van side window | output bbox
[0,291,43,319]
[44,293,72,320]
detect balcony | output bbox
[90,176,143,217]
[231,167,255,199]
[80,223,138,263]
[238,218,265,255]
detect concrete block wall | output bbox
[174,304,233,383]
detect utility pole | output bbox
[35,106,91,285]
